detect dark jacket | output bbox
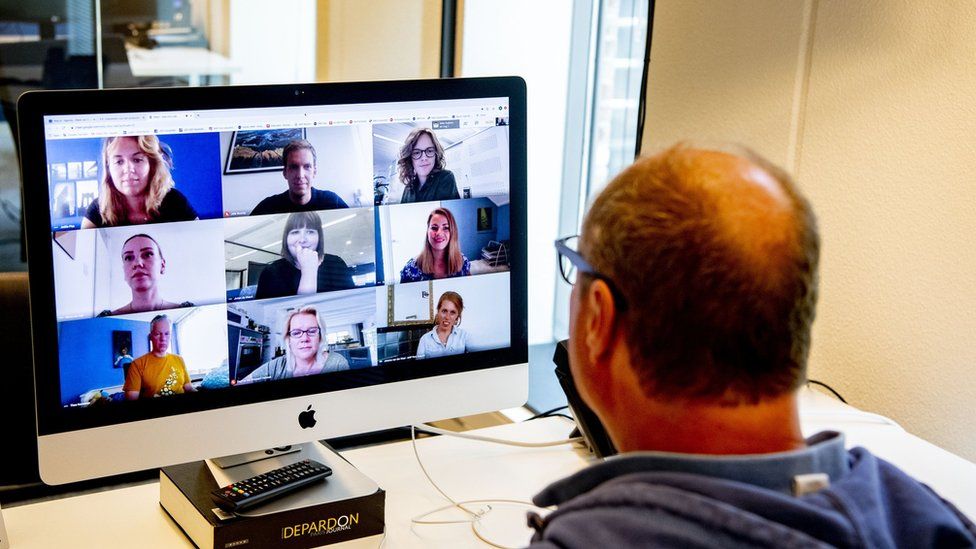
[400,170,460,203]
[250,188,348,216]
[528,432,976,548]
[254,255,354,299]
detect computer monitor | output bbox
[0,1,68,39]
[18,77,528,485]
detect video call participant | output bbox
[99,233,193,316]
[416,291,468,359]
[81,135,199,228]
[530,144,976,547]
[400,207,471,282]
[254,211,355,299]
[239,307,349,382]
[124,315,196,399]
[398,128,460,203]
[250,140,349,215]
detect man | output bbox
[250,139,348,215]
[534,144,976,547]
[124,315,196,400]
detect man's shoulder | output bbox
[309,187,346,207]
[531,448,976,548]
[530,473,810,549]
[251,192,289,214]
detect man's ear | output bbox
[159,257,166,275]
[581,279,618,365]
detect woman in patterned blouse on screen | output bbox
[399,206,470,282]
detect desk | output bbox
[126,46,240,87]
[5,390,976,548]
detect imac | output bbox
[18,77,527,486]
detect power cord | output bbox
[408,423,582,548]
[806,379,847,404]
[411,423,582,448]
[525,405,570,421]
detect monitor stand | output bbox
[210,445,301,469]
[204,441,380,516]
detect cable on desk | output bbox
[525,405,570,421]
[408,424,576,548]
[411,423,582,448]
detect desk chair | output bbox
[0,273,39,487]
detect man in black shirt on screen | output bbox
[250,139,349,215]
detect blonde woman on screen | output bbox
[81,135,198,228]
[239,307,349,383]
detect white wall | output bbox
[380,201,438,278]
[642,0,976,461]
[462,0,573,345]
[229,0,316,84]
[316,0,441,82]
[173,305,229,375]
[53,231,98,320]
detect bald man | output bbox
[531,144,976,547]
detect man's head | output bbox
[282,140,318,205]
[149,314,171,357]
[568,143,819,409]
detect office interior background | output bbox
[0,0,973,474]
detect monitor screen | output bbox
[19,78,527,484]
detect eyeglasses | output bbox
[411,147,436,160]
[288,327,320,338]
[554,235,628,309]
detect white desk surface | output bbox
[5,389,976,548]
[126,46,240,86]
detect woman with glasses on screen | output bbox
[400,206,471,282]
[416,291,469,359]
[81,135,198,228]
[254,211,355,299]
[238,307,348,383]
[397,128,460,203]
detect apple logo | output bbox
[298,405,317,429]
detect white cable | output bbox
[408,425,556,549]
[412,423,583,448]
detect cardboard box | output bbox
[160,443,384,548]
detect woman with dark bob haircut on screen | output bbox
[239,306,349,383]
[397,127,460,203]
[400,206,471,282]
[255,211,355,299]
[81,135,198,228]
[416,291,469,359]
